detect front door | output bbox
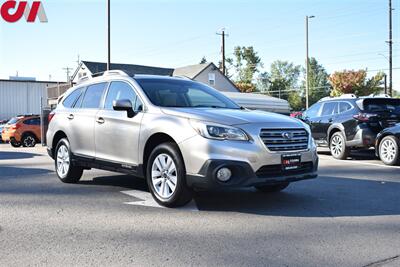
[94,81,144,167]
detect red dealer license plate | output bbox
[282,154,301,171]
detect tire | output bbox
[255,182,290,193]
[330,132,350,160]
[10,140,22,148]
[146,142,193,208]
[379,136,400,166]
[55,138,83,183]
[22,133,37,147]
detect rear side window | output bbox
[104,81,137,110]
[321,102,338,116]
[339,102,353,113]
[81,83,107,109]
[24,118,40,125]
[63,88,83,108]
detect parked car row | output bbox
[0,115,42,147]
[301,94,400,165]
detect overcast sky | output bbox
[0,0,399,90]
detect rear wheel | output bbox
[10,140,22,148]
[146,142,193,207]
[55,138,83,183]
[379,136,400,166]
[22,133,37,147]
[330,132,350,160]
[255,182,290,193]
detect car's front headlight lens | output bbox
[190,120,249,141]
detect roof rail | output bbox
[339,94,357,98]
[103,70,130,77]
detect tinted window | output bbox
[136,78,239,109]
[104,82,137,110]
[363,99,400,114]
[63,88,82,108]
[305,103,322,118]
[24,118,40,125]
[81,83,107,109]
[321,102,337,116]
[339,102,352,113]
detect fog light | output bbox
[216,167,232,182]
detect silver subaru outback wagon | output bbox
[47,70,318,207]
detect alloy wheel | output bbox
[380,139,397,163]
[331,135,343,157]
[23,136,35,147]
[151,153,177,199]
[56,145,70,178]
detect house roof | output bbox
[173,63,212,79]
[81,61,174,76]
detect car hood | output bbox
[160,107,304,126]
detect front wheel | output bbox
[255,182,290,193]
[330,132,350,160]
[146,142,193,208]
[379,136,400,166]
[10,140,22,148]
[55,138,83,183]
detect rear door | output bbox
[94,81,144,166]
[67,83,108,158]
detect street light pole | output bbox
[305,15,315,109]
[388,0,393,97]
[107,0,111,71]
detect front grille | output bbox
[256,162,314,178]
[260,128,309,152]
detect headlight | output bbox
[190,120,249,141]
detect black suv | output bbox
[302,95,400,159]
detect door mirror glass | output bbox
[113,99,135,118]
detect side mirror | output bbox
[113,99,135,118]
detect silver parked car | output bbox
[46,70,318,207]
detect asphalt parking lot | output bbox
[0,144,399,267]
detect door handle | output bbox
[67,114,74,120]
[96,117,105,124]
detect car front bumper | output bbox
[186,158,318,189]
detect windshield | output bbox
[363,99,400,114]
[135,78,240,109]
[7,117,20,125]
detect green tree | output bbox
[268,60,301,100]
[329,70,384,97]
[232,46,262,84]
[199,57,207,64]
[302,57,331,105]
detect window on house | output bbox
[208,73,215,86]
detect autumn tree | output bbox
[329,70,384,97]
[231,46,262,92]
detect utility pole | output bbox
[107,0,111,70]
[62,67,73,83]
[305,16,315,109]
[388,0,393,97]
[216,29,227,75]
[384,74,388,94]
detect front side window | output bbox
[104,81,137,110]
[136,78,239,109]
[305,103,322,118]
[81,83,107,109]
[63,88,83,108]
[321,102,338,116]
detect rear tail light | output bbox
[48,112,55,123]
[353,113,378,122]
